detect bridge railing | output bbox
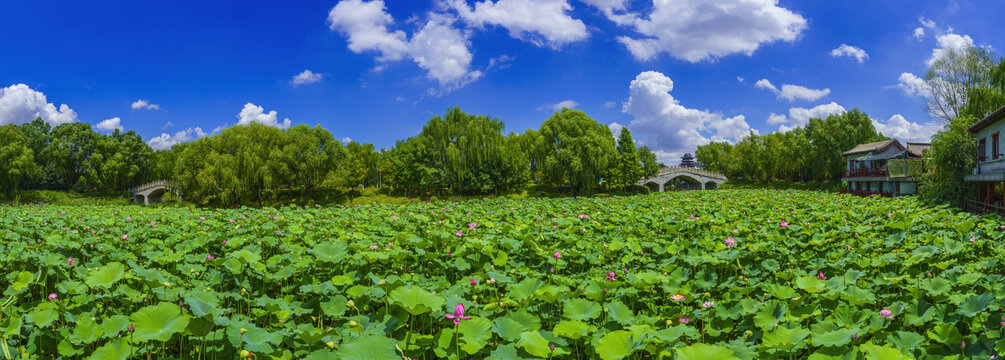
[129,180,173,193]
[654,166,727,180]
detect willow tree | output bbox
[0,125,38,193]
[536,108,616,195]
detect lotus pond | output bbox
[2,190,1005,359]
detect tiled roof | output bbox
[969,105,1005,133]
[842,139,901,155]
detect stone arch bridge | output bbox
[129,180,180,205]
[636,166,727,192]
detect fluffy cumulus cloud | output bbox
[787,102,846,126]
[328,1,480,91]
[291,70,323,85]
[913,27,925,40]
[872,114,942,143]
[599,0,806,62]
[830,44,868,63]
[767,113,787,125]
[621,71,749,163]
[927,33,974,66]
[147,127,207,150]
[237,103,292,129]
[449,0,588,48]
[409,16,482,90]
[131,99,160,110]
[327,0,409,61]
[95,117,123,132]
[0,84,77,126]
[540,99,578,111]
[755,79,830,102]
[897,72,931,98]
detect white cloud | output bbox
[621,71,749,163]
[767,113,787,125]
[755,78,830,102]
[872,114,941,143]
[131,99,160,110]
[147,127,207,150]
[291,70,323,85]
[409,16,482,90]
[237,103,292,129]
[918,17,936,31]
[540,99,578,111]
[778,84,830,102]
[327,0,409,61]
[328,1,480,92]
[927,33,973,66]
[736,76,745,83]
[0,84,77,126]
[913,27,925,40]
[95,117,123,132]
[341,137,353,143]
[449,0,588,48]
[161,121,173,130]
[897,72,931,98]
[829,44,868,63]
[608,121,625,138]
[603,101,616,108]
[755,79,778,93]
[604,0,806,62]
[787,102,846,126]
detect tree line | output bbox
[0,106,661,206]
[695,109,887,182]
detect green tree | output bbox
[638,146,660,179]
[47,122,98,190]
[536,108,616,195]
[0,125,39,193]
[926,47,997,121]
[614,128,642,190]
[919,115,978,207]
[284,124,342,203]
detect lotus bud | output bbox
[347,300,356,308]
[128,324,134,332]
[349,320,359,327]
[240,350,250,358]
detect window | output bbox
[994,132,1001,160]
[979,138,987,162]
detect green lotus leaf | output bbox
[516,331,552,358]
[595,330,638,360]
[129,302,191,343]
[88,338,130,360]
[493,316,528,342]
[552,320,590,339]
[388,286,443,315]
[458,317,492,354]
[26,302,58,327]
[887,331,925,352]
[11,271,33,291]
[563,298,602,321]
[336,335,398,360]
[956,292,993,316]
[85,262,127,288]
[311,242,347,263]
[675,343,738,360]
[605,300,636,325]
[859,342,911,360]
[762,325,810,351]
[811,328,856,347]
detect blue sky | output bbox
[1,0,1002,162]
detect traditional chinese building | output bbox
[679,153,696,168]
[841,139,928,196]
[964,105,1005,213]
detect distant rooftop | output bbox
[968,105,1005,134]
[842,139,901,156]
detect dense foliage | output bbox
[696,110,886,182]
[2,190,1004,359]
[0,119,153,193]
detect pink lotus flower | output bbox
[603,243,608,248]
[120,234,128,240]
[670,294,685,302]
[488,278,495,284]
[961,340,966,348]
[818,271,826,280]
[969,237,976,242]
[455,230,463,237]
[128,324,134,332]
[999,315,1004,326]
[702,301,714,309]
[444,303,471,325]
[553,251,561,260]
[879,308,894,319]
[678,315,690,324]
[48,293,58,301]
[206,254,215,260]
[369,245,379,250]
[779,220,789,228]
[470,278,477,286]
[724,237,736,247]
[67,257,74,266]
[605,271,617,281]
[732,228,739,234]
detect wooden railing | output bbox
[967,199,1005,214]
[841,190,894,197]
[842,168,888,178]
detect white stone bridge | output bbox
[129,180,179,205]
[637,166,727,192]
